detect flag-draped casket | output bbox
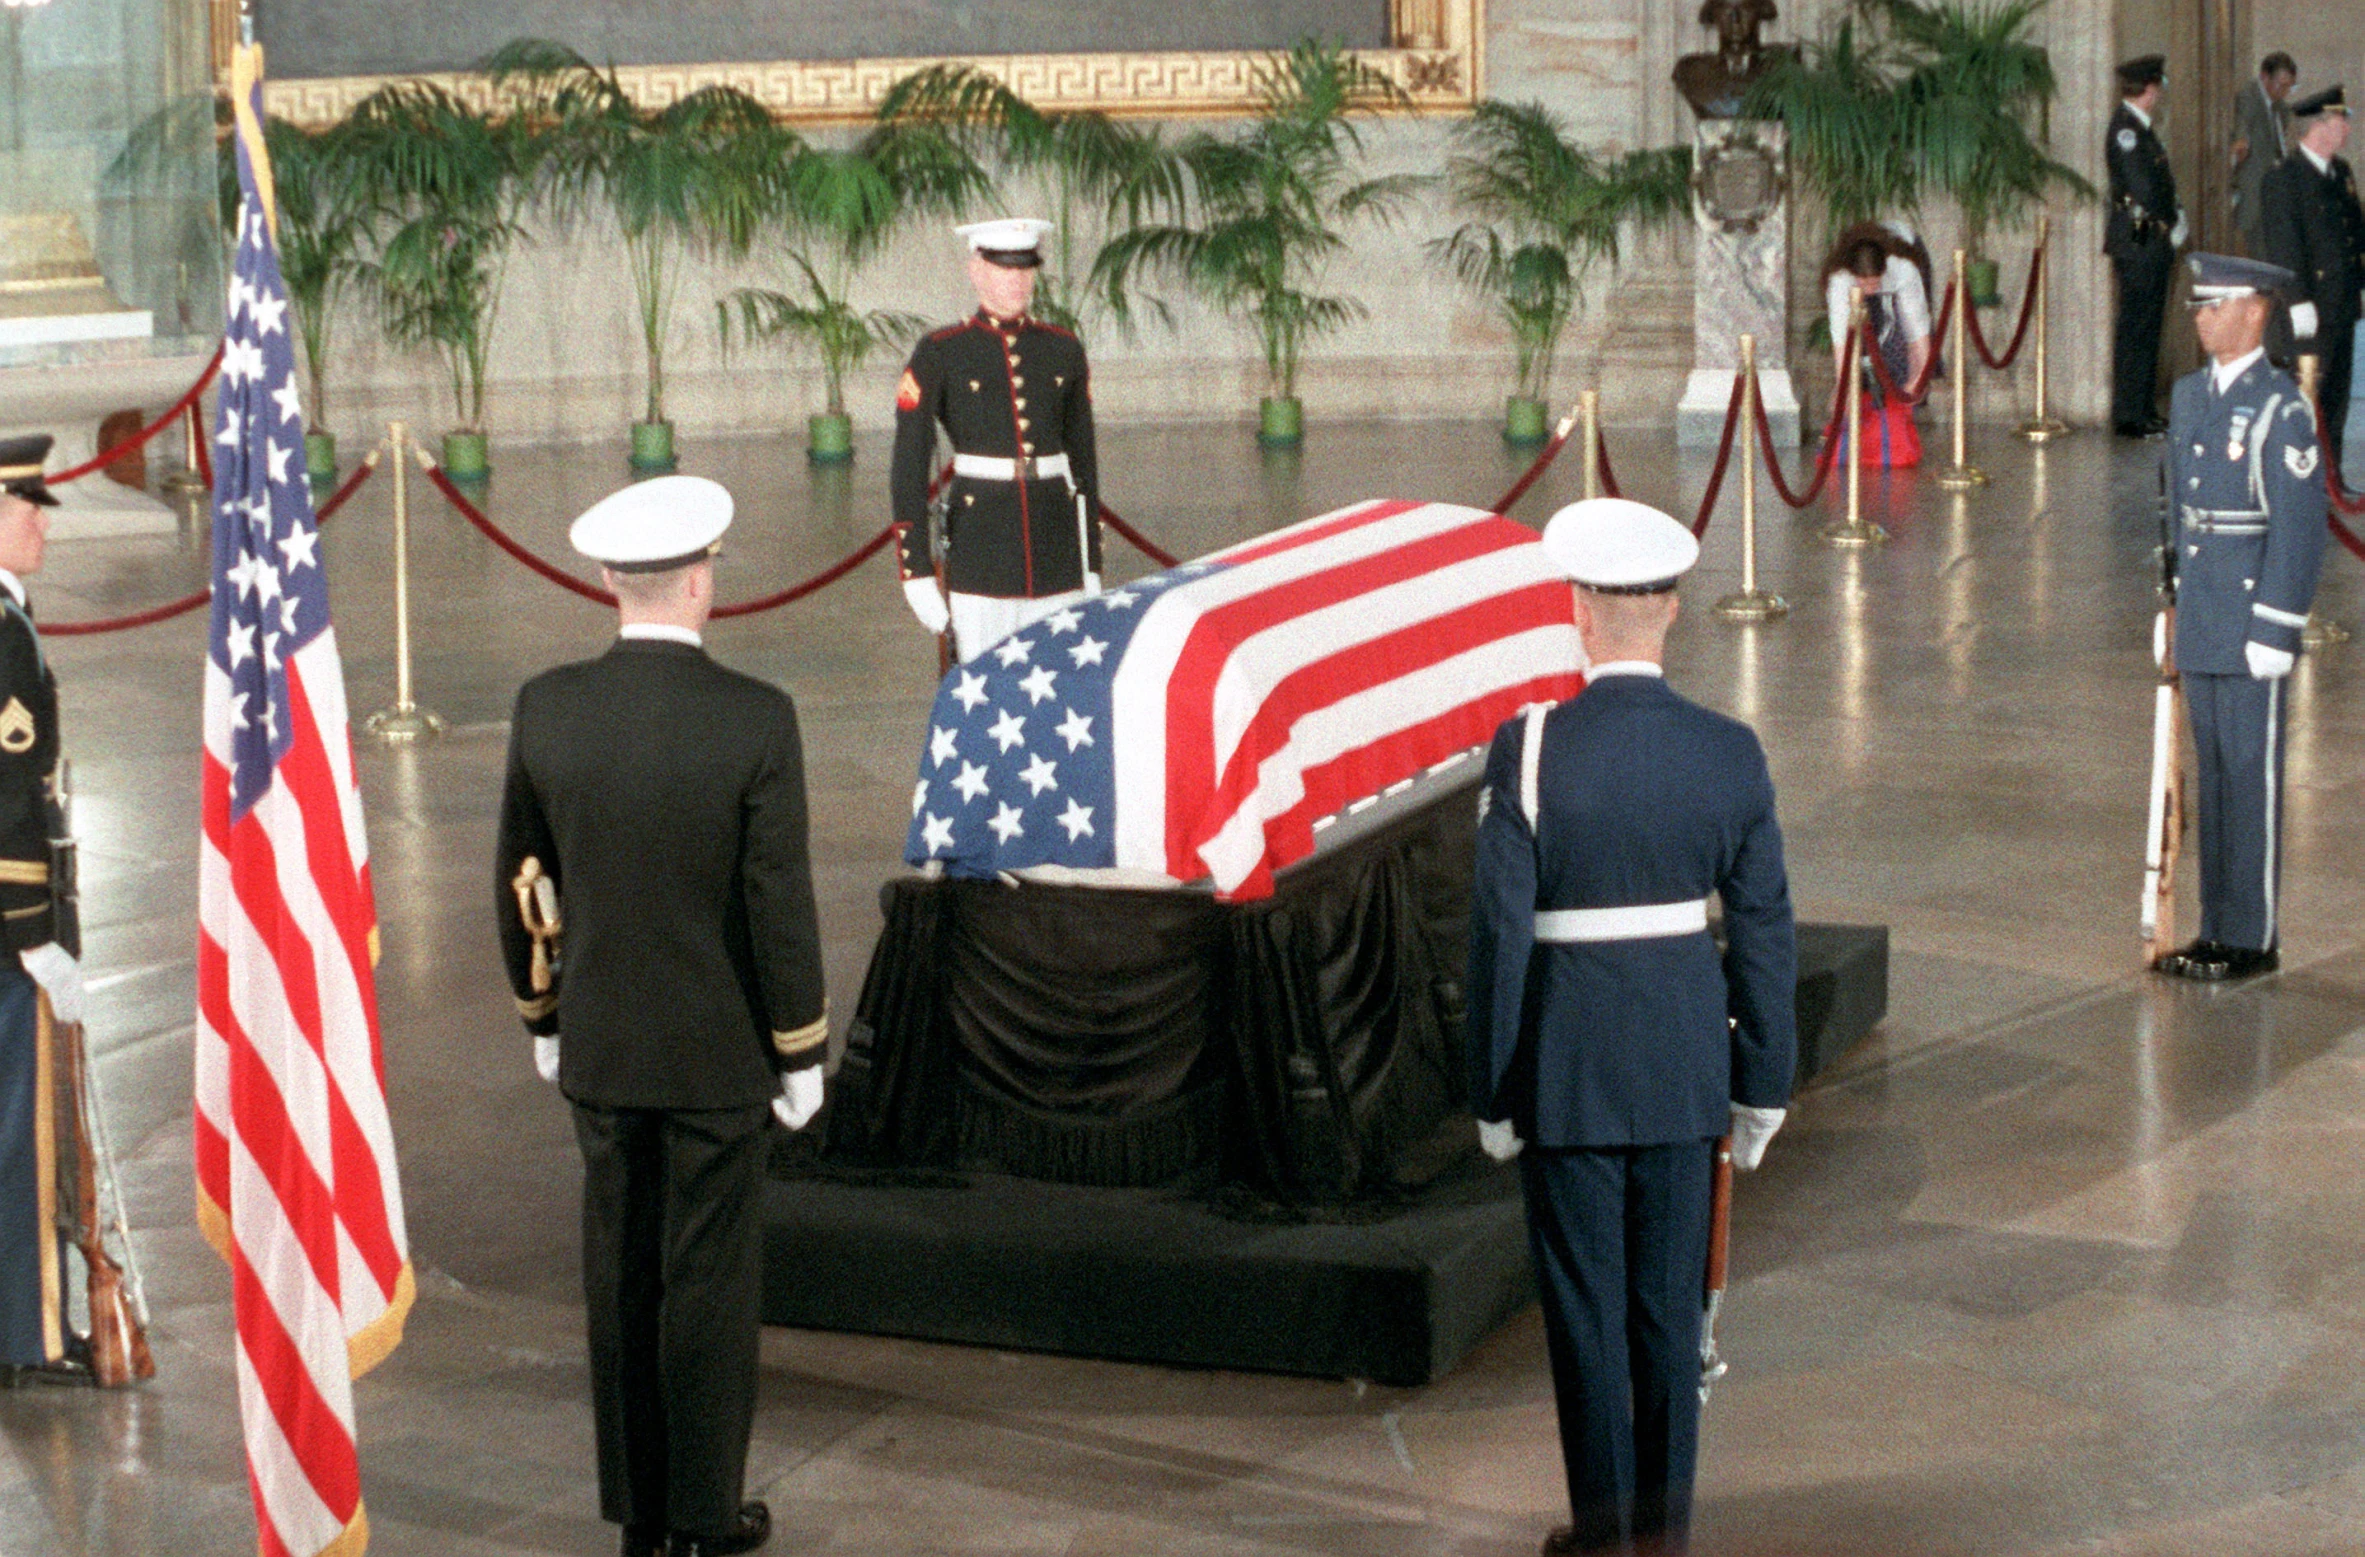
[905,499,1587,899]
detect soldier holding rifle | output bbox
[0,435,148,1388]
[1465,498,1797,1556]
[2150,255,2326,983]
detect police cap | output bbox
[2117,55,2167,91]
[0,435,58,509]
[569,476,733,574]
[1540,498,1700,594]
[2291,84,2348,119]
[956,217,1053,270]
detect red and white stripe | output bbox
[1111,500,1585,898]
[196,631,410,1557]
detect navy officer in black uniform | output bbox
[2152,254,2327,983]
[2260,86,2363,479]
[2109,55,2185,437]
[0,436,89,1385]
[891,217,1102,662]
[496,476,829,1557]
[1465,498,1796,1556]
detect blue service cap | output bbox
[2188,251,2296,301]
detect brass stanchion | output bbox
[1936,247,1988,490]
[1823,292,1887,547]
[363,421,447,744]
[2295,354,2351,647]
[1717,334,1788,621]
[2015,216,2069,442]
[1580,389,1602,500]
[160,400,208,495]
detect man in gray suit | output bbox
[2232,53,2298,254]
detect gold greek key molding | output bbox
[234,2,1483,128]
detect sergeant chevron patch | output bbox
[2286,444,2320,479]
[896,370,922,412]
[0,697,32,754]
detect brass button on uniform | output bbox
[1014,397,1028,411]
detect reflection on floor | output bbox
[4,416,2363,1556]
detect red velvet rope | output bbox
[45,346,225,486]
[2317,406,2365,519]
[1488,419,1579,517]
[1756,324,1856,510]
[42,449,379,637]
[1965,246,2042,372]
[1687,373,1749,538]
[1099,504,1180,568]
[1597,436,1623,500]
[423,457,907,615]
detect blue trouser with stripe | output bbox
[0,965,60,1366]
[1522,1140,1714,1554]
[2186,670,2288,952]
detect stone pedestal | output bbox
[1677,121,1800,449]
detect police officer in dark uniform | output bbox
[2109,55,2184,437]
[891,217,1102,662]
[2152,255,2326,983]
[496,477,829,1557]
[1465,498,1797,1556]
[0,435,91,1385]
[2260,86,2363,480]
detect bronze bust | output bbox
[1673,0,1791,120]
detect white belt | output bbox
[953,452,1071,482]
[1533,899,1710,943]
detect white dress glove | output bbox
[2246,640,2295,679]
[773,1064,824,1131]
[1476,1118,1524,1162]
[2169,212,2189,249]
[20,942,83,1026]
[533,1034,561,1084]
[1729,1103,1787,1171]
[902,577,950,635]
[2291,301,2320,340]
[2153,609,2170,670]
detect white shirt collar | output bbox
[2302,144,2331,175]
[0,570,25,609]
[2212,347,2266,392]
[619,622,702,647]
[1586,660,1665,680]
[2125,100,2153,130]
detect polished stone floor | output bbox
[4,408,2364,1556]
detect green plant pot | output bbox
[304,429,338,485]
[442,430,491,481]
[1503,396,1550,447]
[807,412,854,466]
[1967,257,2003,309]
[1256,396,1304,449]
[628,420,678,475]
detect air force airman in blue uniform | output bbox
[2154,253,2328,982]
[1466,499,1797,1556]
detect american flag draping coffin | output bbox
[903,498,1587,900]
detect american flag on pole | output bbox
[905,499,1586,899]
[194,47,411,1557]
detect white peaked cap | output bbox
[1540,498,1700,592]
[569,476,734,573]
[956,217,1054,254]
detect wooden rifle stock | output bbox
[2140,615,2185,964]
[1699,1134,1733,1402]
[55,1008,153,1386]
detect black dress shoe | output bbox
[622,1526,666,1557]
[2218,945,2280,980]
[669,1501,769,1557]
[2114,419,2167,439]
[2151,938,2228,979]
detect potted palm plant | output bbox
[1432,102,1691,445]
[1093,40,1420,449]
[721,124,986,464]
[1742,16,1916,233]
[874,64,1186,333]
[1877,0,2087,305]
[492,43,783,473]
[344,68,550,480]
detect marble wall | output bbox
[290,0,2122,450]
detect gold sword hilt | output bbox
[511,856,562,993]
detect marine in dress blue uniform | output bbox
[2108,56,2183,437]
[1465,499,1797,1555]
[0,436,92,1383]
[2153,255,2328,982]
